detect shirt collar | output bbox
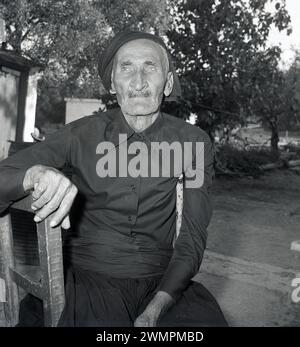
[108,107,164,147]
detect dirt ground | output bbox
[208,169,300,269]
[196,168,300,326]
[1,169,300,326]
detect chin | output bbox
[122,100,159,116]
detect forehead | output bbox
[115,39,166,64]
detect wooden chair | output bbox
[0,174,184,327]
[0,195,65,327]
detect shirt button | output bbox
[128,215,133,222]
[131,184,136,192]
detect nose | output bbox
[130,69,148,91]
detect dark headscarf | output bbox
[98,31,181,102]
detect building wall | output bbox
[0,68,19,160]
[65,98,105,124]
[23,69,40,142]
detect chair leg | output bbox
[0,214,20,326]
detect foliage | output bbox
[0,0,170,125]
[94,0,170,35]
[165,0,291,141]
[280,53,300,131]
[244,47,294,150]
[0,0,297,140]
[239,47,300,150]
[215,144,279,176]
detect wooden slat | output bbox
[11,195,33,212]
[11,209,39,265]
[1,193,65,326]
[10,268,42,298]
[0,214,19,326]
[37,218,65,327]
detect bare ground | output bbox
[195,169,300,326]
[1,169,300,326]
[209,169,300,269]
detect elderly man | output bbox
[0,31,227,327]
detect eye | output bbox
[120,64,133,72]
[121,66,130,71]
[144,64,157,72]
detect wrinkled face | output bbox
[110,39,174,116]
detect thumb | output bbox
[61,215,71,229]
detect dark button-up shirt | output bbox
[0,108,214,301]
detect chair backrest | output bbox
[0,195,65,327]
[174,174,184,246]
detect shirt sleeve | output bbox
[156,131,214,302]
[0,125,72,214]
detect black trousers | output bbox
[18,268,228,327]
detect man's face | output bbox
[110,39,173,116]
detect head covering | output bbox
[98,31,181,102]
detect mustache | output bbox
[128,90,151,98]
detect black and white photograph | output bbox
[0,0,299,335]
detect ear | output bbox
[164,72,174,97]
[110,72,117,95]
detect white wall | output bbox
[65,98,105,124]
[23,68,40,142]
[0,67,19,160]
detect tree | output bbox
[280,52,300,131]
[0,0,171,125]
[246,47,289,150]
[0,0,110,124]
[165,0,291,141]
[94,0,170,35]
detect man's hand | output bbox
[23,165,78,229]
[134,291,174,327]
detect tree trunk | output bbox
[270,123,279,151]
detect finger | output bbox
[31,181,48,201]
[61,215,70,229]
[31,183,57,210]
[49,185,77,227]
[34,180,71,222]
